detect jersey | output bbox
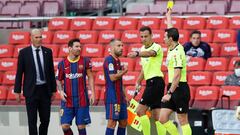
[56,56,91,108]
[103,55,126,104]
[166,44,187,83]
[140,42,164,80]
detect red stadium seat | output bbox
[2,71,16,85]
[76,30,98,44]
[122,72,139,85]
[183,17,206,30]
[125,86,145,101]
[228,57,240,71]
[119,58,135,71]
[42,31,54,44]
[216,86,240,109]
[6,86,25,105]
[70,18,92,30]
[229,16,240,29]
[95,71,105,85]
[188,71,212,85]
[58,44,68,57]
[160,17,183,29]
[53,31,75,44]
[199,29,213,43]
[94,85,105,105]
[213,29,236,43]
[187,57,206,71]
[179,30,190,44]
[48,18,70,31]
[104,45,128,57]
[138,18,161,30]
[13,45,28,58]
[121,30,140,43]
[115,17,138,30]
[91,58,104,72]
[135,58,141,71]
[152,30,165,43]
[161,57,167,72]
[9,31,30,45]
[212,71,233,86]
[81,44,104,58]
[220,43,238,57]
[192,86,220,110]
[0,72,3,83]
[0,86,8,105]
[127,44,142,53]
[44,44,59,58]
[209,43,221,57]
[92,17,115,30]
[161,44,168,57]
[205,57,228,71]
[189,86,196,107]
[0,45,14,58]
[98,31,121,44]
[53,58,63,71]
[0,58,17,71]
[206,16,229,29]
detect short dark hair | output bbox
[68,38,80,47]
[165,28,179,42]
[139,26,152,35]
[234,60,240,67]
[190,30,201,37]
[110,38,121,45]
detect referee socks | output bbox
[139,115,151,135]
[155,121,166,135]
[164,120,179,135]
[181,124,192,135]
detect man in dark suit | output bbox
[14,29,56,135]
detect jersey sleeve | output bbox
[173,50,183,68]
[152,44,162,55]
[56,61,64,81]
[104,58,115,75]
[85,57,92,69]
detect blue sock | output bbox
[105,127,114,135]
[78,128,86,135]
[63,128,73,135]
[117,127,126,135]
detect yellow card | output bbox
[167,0,174,9]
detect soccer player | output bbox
[103,39,128,135]
[128,26,165,135]
[158,9,192,135]
[56,38,95,135]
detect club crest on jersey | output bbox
[79,65,83,69]
[109,63,114,71]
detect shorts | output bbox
[139,77,165,110]
[60,103,91,125]
[161,82,190,114]
[105,103,128,120]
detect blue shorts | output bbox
[105,103,127,120]
[60,105,91,125]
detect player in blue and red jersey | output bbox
[56,38,95,135]
[103,39,128,135]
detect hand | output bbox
[59,90,67,102]
[127,52,138,58]
[135,83,141,91]
[15,93,21,103]
[166,8,172,17]
[161,94,171,102]
[51,93,56,102]
[90,94,95,105]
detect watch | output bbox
[167,90,172,95]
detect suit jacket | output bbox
[14,46,57,97]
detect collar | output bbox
[31,44,42,51]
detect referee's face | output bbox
[140,30,152,46]
[113,40,123,57]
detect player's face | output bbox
[113,41,123,57]
[70,42,81,56]
[31,32,42,47]
[190,33,201,47]
[164,32,171,46]
[140,30,152,46]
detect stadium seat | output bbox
[213,29,236,43]
[204,3,226,15]
[81,44,104,58]
[199,29,213,43]
[205,57,228,71]
[161,44,168,57]
[160,17,183,29]
[0,86,8,105]
[92,17,114,30]
[48,18,70,31]
[183,3,206,15]
[138,18,161,30]
[104,45,128,57]
[122,72,139,85]
[227,0,240,15]
[121,30,141,44]
[220,43,239,57]
[2,71,16,85]
[192,86,220,110]
[20,3,39,17]
[152,30,165,43]
[228,57,240,71]
[125,85,145,102]
[94,85,105,105]
[125,3,149,16]
[188,71,212,85]
[0,58,17,71]
[1,3,20,17]
[183,17,206,30]
[229,16,240,29]
[91,58,104,72]
[212,71,233,86]
[0,72,3,83]
[178,30,190,44]
[13,45,28,58]
[44,44,59,58]
[0,45,14,58]
[147,4,165,16]
[98,30,121,44]
[76,30,98,44]
[53,31,75,44]
[187,57,206,71]
[42,31,54,44]
[6,86,25,105]
[115,17,138,30]
[135,58,141,71]
[9,31,30,45]
[206,16,229,29]
[53,58,63,71]
[119,58,135,71]
[189,86,196,107]
[70,18,92,30]
[127,43,142,54]
[58,44,68,57]
[209,43,221,57]
[43,1,60,17]
[95,71,105,85]
[216,86,240,109]
[161,57,167,72]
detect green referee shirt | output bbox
[140,42,164,80]
[166,44,187,83]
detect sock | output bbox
[181,124,192,135]
[105,127,114,135]
[139,115,151,135]
[163,120,179,135]
[78,128,86,135]
[155,121,166,135]
[63,128,73,135]
[117,127,126,135]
